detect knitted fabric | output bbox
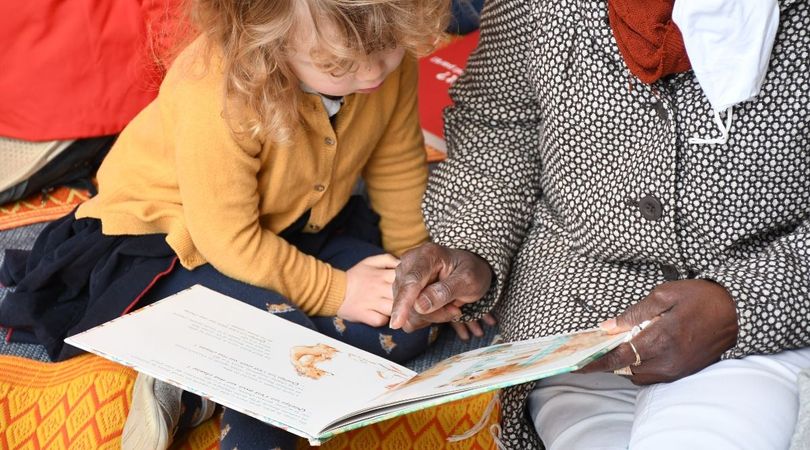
[608,0,691,83]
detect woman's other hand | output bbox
[579,279,739,384]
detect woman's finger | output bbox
[451,321,470,340]
[465,320,484,338]
[577,341,639,374]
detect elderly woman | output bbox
[391,0,810,448]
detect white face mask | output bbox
[673,0,780,113]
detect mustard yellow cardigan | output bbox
[77,39,428,316]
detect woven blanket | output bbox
[0,354,134,448]
[0,187,89,232]
[0,354,499,449]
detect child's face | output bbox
[288,20,405,97]
[290,46,405,97]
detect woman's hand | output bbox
[579,279,739,384]
[450,312,497,340]
[337,254,399,327]
[390,243,493,332]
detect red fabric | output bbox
[0,0,183,141]
[418,32,479,152]
[607,0,691,84]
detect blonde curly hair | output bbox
[187,0,450,143]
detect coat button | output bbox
[660,264,680,281]
[638,195,663,221]
[651,101,668,121]
[314,184,325,192]
[324,137,335,146]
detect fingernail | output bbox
[416,296,433,314]
[599,318,617,331]
[389,312,399,329]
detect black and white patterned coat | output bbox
[424,0,810,447]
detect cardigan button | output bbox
[324,137,335,146]
[314,184,325,192]
[638,195,663,221]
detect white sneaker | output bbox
[122,373,215,450]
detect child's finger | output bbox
[372,297,394,315]
[362,310,389,328]
[383,268,397,284]
[364,253,400,269]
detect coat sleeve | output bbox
[423,0,543,320]
[699,220,810,358]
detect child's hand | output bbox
[338,254,400,327]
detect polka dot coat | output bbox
[423,0,810,447]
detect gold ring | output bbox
[629,341,642,367]
[613,366,633,376]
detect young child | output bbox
[0,0,449,448]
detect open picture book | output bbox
[65,285,633,445]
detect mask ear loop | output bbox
[689,106,733,145]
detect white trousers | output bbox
[527,347,810,450]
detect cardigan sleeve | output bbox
[699,219,810,358]
[422,0,543,320]
[162,64,346,317]
[362,56,430,256]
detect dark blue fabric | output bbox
[447,0,484,34]
[0,212,175,360]
[219,408,300,450]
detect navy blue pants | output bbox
[141,234,436,448]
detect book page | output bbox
[373,328,629,407]
[65,285,415,439]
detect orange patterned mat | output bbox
[178,390,500,450]
[1,354,499,450]
[0,354,134,449]
[0,187,91,232]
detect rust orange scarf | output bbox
[608,0,691,84]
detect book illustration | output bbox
[290,343,338,380]
[373,328,622,408]
[378,334,397,354]
[346,353,411,383]
[266,302,295,314]
[440,331,608,388]
[332,317,346,334]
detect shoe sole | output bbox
[122,374,170,450]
